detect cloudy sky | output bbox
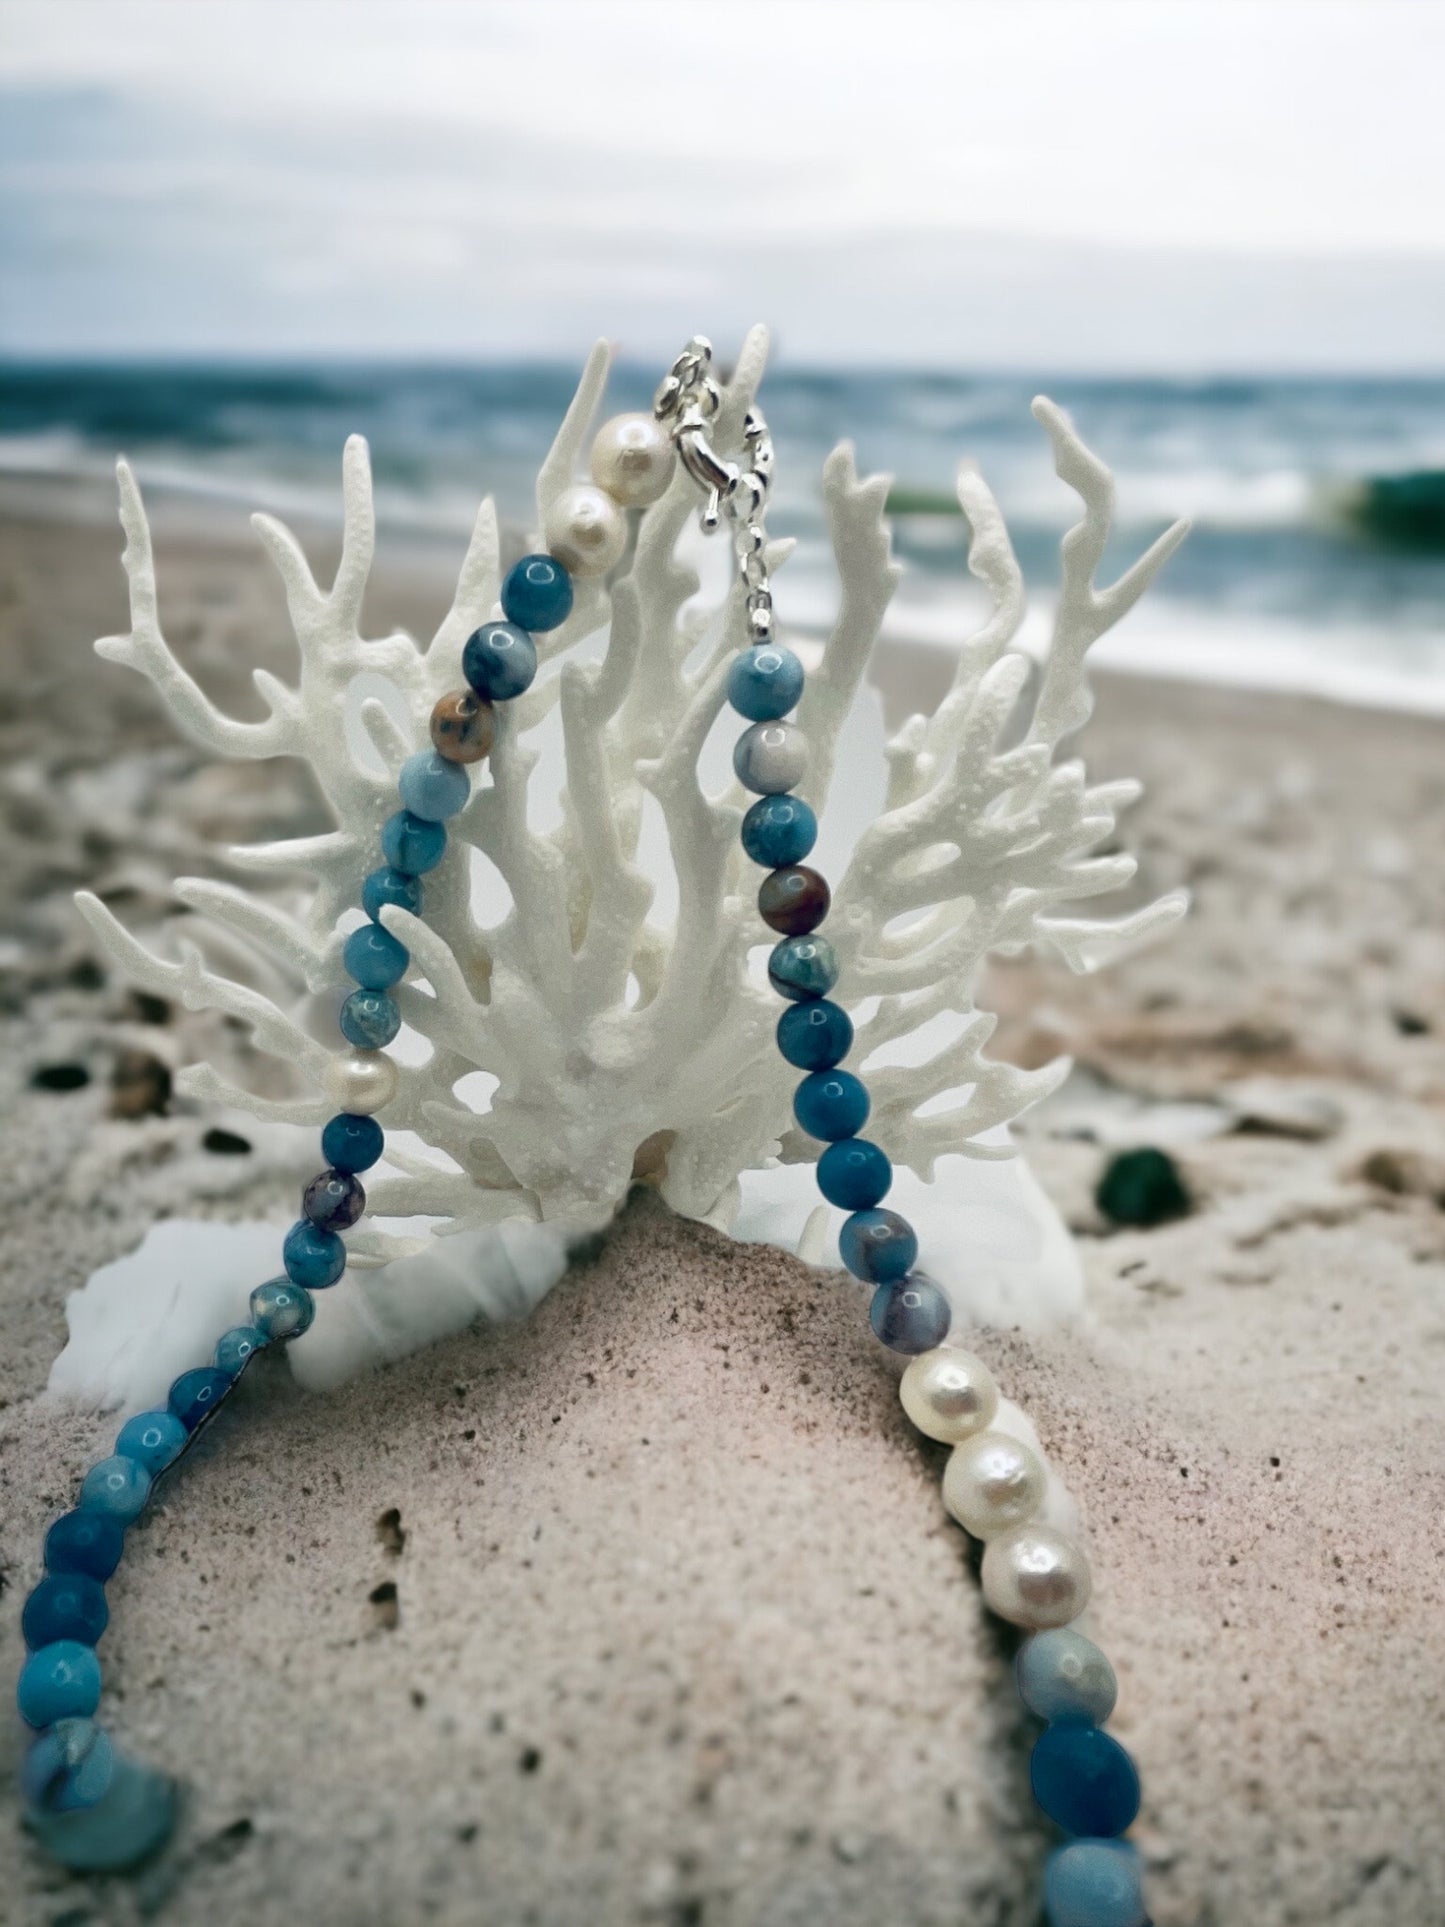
[2,0,1444,367]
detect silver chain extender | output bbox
[654,336,777,644]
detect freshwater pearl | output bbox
[733,720,808,795]
[21,1717,115,1815]
[741,794,817,868]
[591,411,675,507]
[943,1430,1047,1538]
[758,864,830,936]
[17,1642,102,1728]
[981,1524,1092,1630]
[1016,1628,1118,1726]
[899,1347,998,1444]
[322,1049,398,1116]
[544,483,627,577]
[1042,1840,1147,1927]
[430,688,494,764]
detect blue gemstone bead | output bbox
[776,998,852,1070]
[1017,1629,1119,1727]
[17,1641,102,1728]
[45,1510,125,1583]
[793,1069,870,1141]
[114,1409,188,1475]
[768,934,838,1002]
[339,987,401,1049]
[380,809,447,876]
[463,619,539,700]
[343,920,408,991]
[741,794,817,869]
[23,1574,109,1651]
[868,1274,952,1354]
[168,1366,233,1432]
[282,1218,346,1290]
[79,1456,151,1524]
[360,866,423,921]
[1030,1724,1141,1838]
[214,1324,269,1377]
[398,749,471,822]
[27,1754,178,1873]
[21,1717,115,1815]
[816,1138,893,1210]
[321,1111,384,1173]
[840,1207,919,1283]
[501,554,573,632]
[250,1277,316,1341]
[727,643,805,721]
[1042,1840,1146,1927]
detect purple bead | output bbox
[302,1166,366,1231]
[868,1273,952,1354]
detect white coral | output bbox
[77,329,1188,1276]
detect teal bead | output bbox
[339,988,401,1049]
[500,554,572,632]
[463,619,539,699]
[114,1408,188,1475]
[840,1207,918,1282]
[21,1717,115,1814]
[343,920,408,990]
[79,1456,151,1523]
[1017,1629,1118,1726]
[741,794,817,868]
[45,1510,124,1583]
[214,1324,269,1376]
[361,865,422,921]
[768,934,838,1002]
[250,1277,315,1341]
[22,1574,109,1651]
[1043,1840,1146,1927]
[1031,1725,1140,1838]
[776,998,853,1070]
[727,643,805,721]
[398,749,470,822]
[28,1755,177,1872]
[816,1138,892,1210]
[17,1641,102,1728]
[321,1112,383,1173]
[283,1218,346,1289]
[380,809,447,876]
[793,1069,870,1141]
[168,1366,232,1432]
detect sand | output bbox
[1,481,1443,1925]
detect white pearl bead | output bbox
[980,1524,1092,1630]
[591,411,676,508]
[899,1347,998,1444]
[733,720,808,796]
[943,1430,1047,1537]
[544,483,627,578]
[322,1049,398,1117]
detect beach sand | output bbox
[1,482,1443,1925]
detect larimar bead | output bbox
[168,1367,232,1432]
[868,1274,952,1354]
[114,1409,188,1475]
[79,1456,151,1523]
[1017,1629,1118,1727]
[339,988,401,1049]
[776,998,852,1070]
[463,619,539,700]
[501,554,572,632]
[793,1069,870,1141]
[17,1642,102,1727]
[45,1511,124,1583]
[768,934,838,1002]
[1030,1724,1140,1838]
[302,1166,365,1231]
[343,921,408,991]
[430,688,494,764]
[282,1219,346,1290]
[816,1138,892,1209]
[380,808,447,876]
[727,643,805,721]
[741,794,817,868]
[214,1324,268,1376]
[250,1278,315,1341]
[321,1112,384,1173]
[21,1717,115,1814]
[360,866,423,921]
[1042,1840,1146,1927]
[759,865,830,937]
[840,1207,918,1282]
[22,1574,109,1651]
[398,749,470,822]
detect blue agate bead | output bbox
[17,1642,102,1728]
[1030,1725,1140,1838]
[28,1754,177,1873]
[79,1456,151,1523]
[45,1510,124,1583]
[361,865,423,921]
[741,794,817,869]
[343,920,408,991]
[727,643,805,721]
[816,1138,892,1210]
[168,1366,232,1432]
[868,1274,952,1354]
[463,619,539,700]
[776,998,852,1070]
[840,1207,918,1282]
[114,1408,188,1475]
[22,1574,109,1651]
[1042,1840,1146,1927]
[380,809,447,876]
[282,1219,346,1290]
[321,1111,384,1173]
[339,988,401,1049]
[793,1069,870,1141]
[398,749,471,822]
[21,1717,115,1815]
[768,934,838,1002]
[501,554,572,633]
[214,1324,269,1377]
[1017,1629,1118,1727]
[250,1277,315,1341]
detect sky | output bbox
[2,0,1444,368]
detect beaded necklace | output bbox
[15,340,1149,1927]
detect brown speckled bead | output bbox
[302,1167,366,1231]
[430,689,495,765]
[758,865,831,936]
